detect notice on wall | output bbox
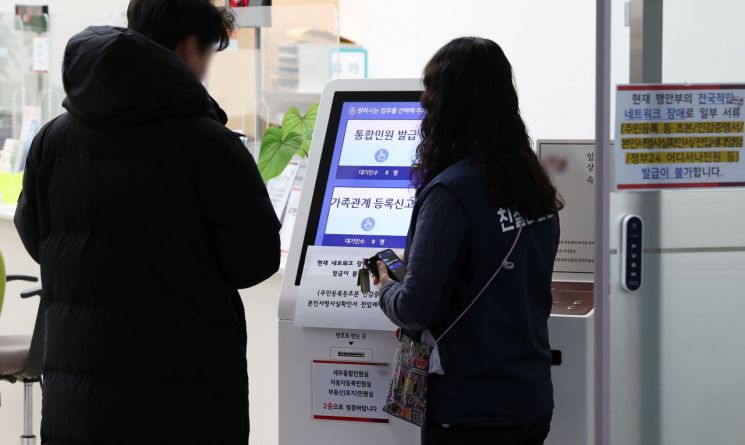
[331,48,368,79]
[615,84,745,190]
[312,360,390,423]
[538,141,595,274]
[295,246,397,331]
[32,36,49,73]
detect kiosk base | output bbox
[278,311,593,445]
[546,313,594,445]
[278,320,419,445]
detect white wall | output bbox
[340,0,635,140]
[663,0,745,83]
[340,0,601,141]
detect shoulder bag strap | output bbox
[434,225,523,345]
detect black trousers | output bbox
[421,413,552,445]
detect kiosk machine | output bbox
[278,79,594,445]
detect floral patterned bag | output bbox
[382,227,523,426]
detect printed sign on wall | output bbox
[615,84,745,190]
[538,141,595,275]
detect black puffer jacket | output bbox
[14,26,280,445]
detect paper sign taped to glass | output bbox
[295,246,397,331]
[615,84,745,190]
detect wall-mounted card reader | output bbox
[621,215,643,291]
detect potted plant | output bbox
[257,103,319,183]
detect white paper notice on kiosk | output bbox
[312,360,390,423]
[295,246,397,331]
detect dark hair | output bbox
[127,0,235,52]
[413,37,563,218]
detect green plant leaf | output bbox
[299,139,311,158]
[282,103,320,139]
[303,102,319,128]
[257,103,320,182]
[281,107,303,136]
[258,127,304,182]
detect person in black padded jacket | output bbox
[14,1,280,444]
[374,37,563,445]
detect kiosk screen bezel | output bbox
[294,90,423,285]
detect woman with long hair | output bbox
[375,37,563,445]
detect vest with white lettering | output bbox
[405,156,560,427]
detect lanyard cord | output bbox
[434,226,523,345]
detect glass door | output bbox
[600,1,745,444]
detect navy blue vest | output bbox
[407,157,560,427]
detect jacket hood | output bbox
[62,26,226,126]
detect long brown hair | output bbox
[413,37,563,218]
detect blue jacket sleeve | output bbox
[379,185,470,331]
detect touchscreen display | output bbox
[313,101,424,249]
